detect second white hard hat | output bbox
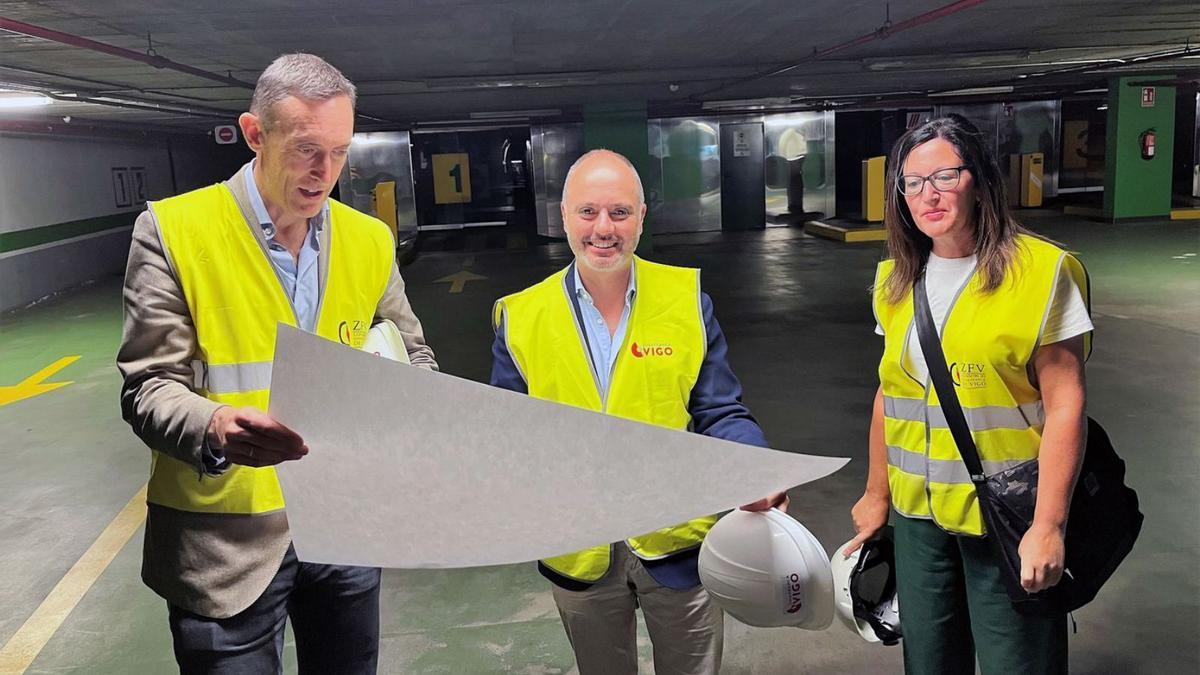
[698,508,834,630]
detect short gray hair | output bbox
[562,149,645,205]
[250,53,357,130]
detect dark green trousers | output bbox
[892,514,1067,675]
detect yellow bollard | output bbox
[372,181,398,242]
[1019,153,1043,208]
[861,156,886,222]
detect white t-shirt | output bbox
[875,253,1094,382]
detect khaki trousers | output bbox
[550,544,723,675]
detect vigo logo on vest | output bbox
[950,361,987,389]
[630,341,674,358]
[783,573,805,613]
[339,320,368,347]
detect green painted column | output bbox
[1104,75,1176,220]
[582,101,654,251]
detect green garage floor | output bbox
[1,213,1196,673]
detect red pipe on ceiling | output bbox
[694,0,990,100]
[0,16,253,89]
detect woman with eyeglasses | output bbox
[842,115,1093,674]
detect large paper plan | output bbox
[270,325,849,568]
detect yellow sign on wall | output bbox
[432,153,471,204]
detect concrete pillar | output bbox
[1104,75,1176,221]
[582,101,654,251]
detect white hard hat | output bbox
[698,508,834,630]
[362,319,411,364]
[831,526,901,645]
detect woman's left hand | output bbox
[1018,522,1066,593]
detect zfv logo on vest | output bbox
[631,342,674,358]
[339,320,368,346]
[950,361,987,389]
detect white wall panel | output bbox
[0,134,173,234]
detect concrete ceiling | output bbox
[0,0,1197,134]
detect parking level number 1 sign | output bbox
[432,153,471,204]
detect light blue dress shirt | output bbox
[243,160,323,333]
[572,263,636,396]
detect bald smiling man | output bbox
[489,149,785,675]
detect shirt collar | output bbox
[242,159,325,248]
[572,260,637,307]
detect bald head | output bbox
[562,149,644,206]
[559,149,646,276]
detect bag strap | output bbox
[912,272,988,487]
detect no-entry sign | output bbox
[214,125,238,144]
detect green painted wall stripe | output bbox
[0,212,137,253]
[582,100,653,253]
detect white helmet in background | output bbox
[698,509,834,630]
[831,526,901,645]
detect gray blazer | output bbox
[117,163,437,618]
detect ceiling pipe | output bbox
[691,0,989,100]
[0,16,401,126]
[45,91,235,119]
[0,71,238,119]
[0,117,206,139]
[0,16,253,89]
[0,63,219,102]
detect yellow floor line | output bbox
[0,485,147,675]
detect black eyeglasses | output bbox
[897,166,969,196]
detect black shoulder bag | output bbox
[912,272,1143,615]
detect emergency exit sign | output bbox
[1141,87,1155,107]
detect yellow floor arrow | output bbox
[0,356,81,407]
[434,269,487,294]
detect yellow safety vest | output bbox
[147,183,394,514]
[494,257,714,582]
[873,234,1091,536]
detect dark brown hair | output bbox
[880,114,1027,304]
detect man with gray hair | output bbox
[118,52,436,673]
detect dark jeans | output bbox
[893,514,1067,675]
[168,545,381,675]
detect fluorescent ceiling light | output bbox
[427,74,599,91]
[0,92,51,109]
[930,85,1015,97]
[701,97,791,110]
[1075,88,1108,94]
[864,50,1028,71]
[469,109,560,120]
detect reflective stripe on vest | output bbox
[873,234,1091,536]
[194,360,274,394]
[494,257,712,582]
[148,183,394,515]
[884,395,1045,431]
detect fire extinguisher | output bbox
[1140,129,1156,160]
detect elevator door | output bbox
[720,122,765,230]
